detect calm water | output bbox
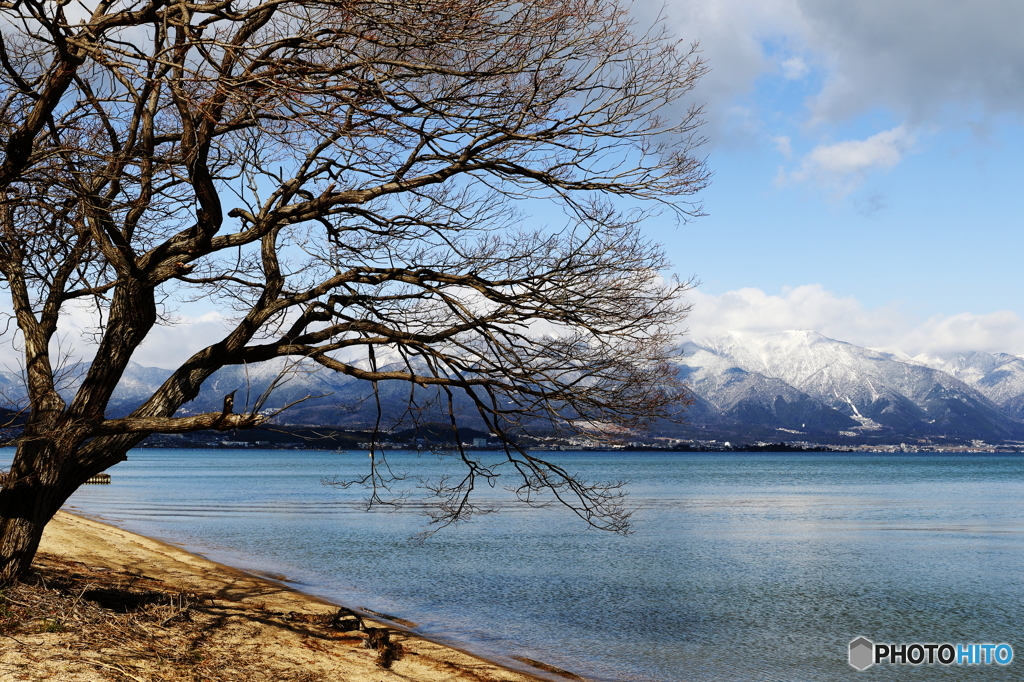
[3,449,1023,681]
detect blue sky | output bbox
[637,0,1024,356]
[44,0,1024,368]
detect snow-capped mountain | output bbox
[674,341,858,433]
[0,355,482,428]
[912,351,1024,413]
[674,330,1024,442]
[2,330,1024,441]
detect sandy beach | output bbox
[0,512,574,682]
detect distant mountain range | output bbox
[670,330,1024,444]
[2,330,1024,443]
[0,354,484,430]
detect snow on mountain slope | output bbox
[675,342,857,432]
[676,331,1019,439]
[913,351,1024,406]
[699,331,956,404]
[2,330,1023,439]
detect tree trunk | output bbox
[0,483,66,584]
[0,435,104,584]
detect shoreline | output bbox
[22,511,582,682]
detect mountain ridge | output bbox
[672,330,1024,443]
[2,330,1023,443]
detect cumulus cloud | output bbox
[658,0,1024,125]
[649,0,1024,191]
[7,287,1024,375]
[683,284,905,346]
[131,311,232,368]
[796,0,1024,125]
[682,285,1024,356]
[634,0,810,145]
[771,135,793,158]
[43,301,232,369]
[780,56,809,80]
[783,125,916,192]
[802,126,911,175]
[898,311,1024,358]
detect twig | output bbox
[87,659,149,682]
[2,632,29,646]
[0,595,34,608]
[69,582,94,611]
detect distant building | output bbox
[472,438,488,447]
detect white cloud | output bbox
[132,311,232,368]
[634,0,810,146]
[682,285,1024,356]
[653,1,1024,145]
[780,56,809,80]
[683,284,904,345]
[783,125,915,192]
[47,301,232,369]
[898,311,1024,358]
[797,0,1024,125]
[771,135,792,158]
[803,127,909,174]
[9,286,1024,374]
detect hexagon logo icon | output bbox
[849,637,874,670]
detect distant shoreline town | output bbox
[126,426,1021,454]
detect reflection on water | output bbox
[3,449,1023,681]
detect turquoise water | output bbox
[4,449,1023,681]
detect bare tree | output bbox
[0,0,707,584]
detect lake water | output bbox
[3,449,1023,681]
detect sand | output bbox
[0,512,578,682]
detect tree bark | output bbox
[0,435,104,584]
[0,479,68,584]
